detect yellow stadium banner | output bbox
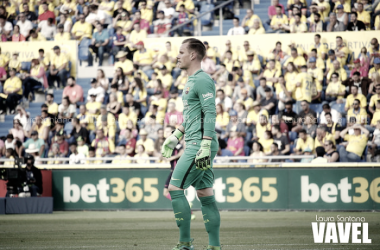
[144,31,378,59]
[0,41,78,76]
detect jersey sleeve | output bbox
[195,75,217,138]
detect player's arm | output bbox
[195,77,217,170]
[161,126,184,158]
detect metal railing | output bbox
[167,0,235,37]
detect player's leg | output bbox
[168,149,198,249]
[195,151,221,250]
[164,171,173,200]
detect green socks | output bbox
[200,195,221,247]
[170,190,192,242]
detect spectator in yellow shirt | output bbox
[356,2,370,29]
[71,14,93,42]
[294,129,315,155]
[48,46,68,88]
[339,124,369,162]
[326,60,347,83]
[0,68,23,114]
[335,36,350,65]
[284,48,306,69]
[347,99,368,125]
[270,5,288,33]
[114,51,133,77]
[242,9,262,31]
[28,29,47,42]
[345,85,367,112]
[290,13,307,33]
[133,41,156,78]
[157,65,173,91]
[325,72,345,104]
[136,129,155,156]
[55,24,71,41]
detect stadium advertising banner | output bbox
[52,168,380,210]
[0,41,78,76]
[144,31,378,60]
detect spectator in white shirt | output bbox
[0,15,13,39]
[227,17,246,36]
[89,4,112,26]
[87,78,105,103]
[215,89,233,112]
[151,10,171,37]
[37,18,56,40]
[16,13,33,38]
[320,103,341,124]
[162,0,175,20]
[69,142,85,164]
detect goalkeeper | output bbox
[161,38,220,250]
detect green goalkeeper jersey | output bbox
[181,69,219,152]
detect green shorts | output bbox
[169,147,217,190]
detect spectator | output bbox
[259,130,274,155]
[216,103,229,131]
[97,69,109,93]
[88,22,109,67]
[152,10,171,37]
[9,119,25,144]
[131,11,150,33]
[314,124,335,148]
[311,147,328,163]
[37,17,56,40]
[248,19,265,35]
[256,78,273,102]
[270,5,288,33]
[107,93,121,117]
[350,59,368,78]
[20,131,45,158]
[320,104,341,125]
[325,72,345,104]
[14,106,31,133]
[0,68,22,114]
[336,5,348,28]
[164,101,183,127]
[324,140,340,162]
[267,0,284,23]
[326,60,347,83]
[111,29,127,61]
[225,109,247,139]
[58,97,76,120]
[92,128,114,157]
[123,128,136,157]
[71,13,93,43]
[216,89,233,112]
[356,2,370,29]
[112,144,132,164]
[339,124,369,162]
[55,24,70,41]
[68,117,89,144]
[162,0,175,20]
[175,0,194,14]
[77,136,89,157]
[268,142,284,163]
[303,114,317,139]
[201,51,216,75]
[294,129,314,155]
[284,48,306,69]
[133,41,155,77]
[63,77,84,104]
[227,128,245,157]
[136,129,155,156]
[51,130,69,157]
[227,17,245,36]
[87,78,105,104]
[272,124,290,155]
[69,142,85,164]
[262,60,280,91]
[260,87,277,116]
[326,13,345,32]
[345,72,371,98]
[254,114,271,140]
[28,29,47,42]
[347,99,367,125]
[247,101,269,129]
[369,58,380,75]
[119,105,137,131]
[347,12,366,31]
[88,4,112,26]
[16,12,33,38]
[112,10,131,36]
[48,46,68,88]
[290,14,307,33]
[249,141,267,164]
[216,138,233,163]
[22,4,37,23]
[0,15,12,39]
[125,93,142,120]
[309,13,324,32]
[134,144,149,164]
[279,101,297,132]
[345,85,367,112]
[21,58,46,101]
[38,2,55,23]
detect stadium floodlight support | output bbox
[166,0,235,36]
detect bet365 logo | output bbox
[312,217,372,243]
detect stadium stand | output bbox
[1,0,380,166]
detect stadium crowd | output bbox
[1,0,380,165]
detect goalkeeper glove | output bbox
[195,139,212,171]
[161,129,183,158]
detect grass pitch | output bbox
[0,211,379,250]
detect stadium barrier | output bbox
[51,166,379,211]
[144,30,378,60]
[1,41,78,76]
